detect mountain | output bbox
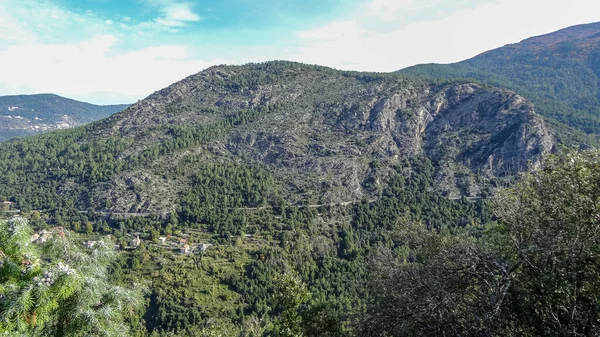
[0,94,129,142]
[0,61,552,213]
[0,62,564,335]
[400,22,600,145]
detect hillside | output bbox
[400,22,600,145]
[0,62,552,213]
[0,61,564,336]
[0,94,129,142]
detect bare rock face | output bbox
[340,81,552,197]
[370,94,405,132]
[424,85,553,175]
[320,81,552,180]
[417,85,553,196]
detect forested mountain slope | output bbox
[400,22,600,145]
[0,61,579,337]
[0,94,129,141]
[0,62,552,213]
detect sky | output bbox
[0,0,599,105]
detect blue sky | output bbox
[0,0,598,104]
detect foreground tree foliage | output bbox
[362,149,600,336]
[0,218,145,337]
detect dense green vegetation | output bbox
[2,154,491,336]
[0,126,134,210]
[5,147,600,336]
[362,150,600,336]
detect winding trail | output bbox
[82,198,379,218]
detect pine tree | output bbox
[0,218,146,336]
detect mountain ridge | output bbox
[519,22,600,47]
[0,93,129,142]
[0,61,553,213]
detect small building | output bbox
[83,241,96,249]
[30,233,40,243]
[1,201,13,205]
[158,237,167,244]
[30,230,52,244]
[178,238,188,245]
[199,243,213,252]
[131,235,141,248]
[114,244,121,251]
[180,244,190,254]
[34,236,47,244]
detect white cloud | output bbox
[2,0,599,104]
[0,0,203,48]
[143,1,202,29]
[154,19,187,28]
[0,0,103,45]
[297,21,367,42]
[0,6,36,44]
[365,0,441,22]
[0,0,216,103]
[162,3,202,22]
[0,35,224,104]
[292,0,600,71]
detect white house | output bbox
[30,230,52,244]
[83,241,96,249]
[30,233,40,243]
[199,243,213,252]
[131,235,141,248]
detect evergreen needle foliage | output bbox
[0,218,145,337]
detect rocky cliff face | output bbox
[87,62,553,210]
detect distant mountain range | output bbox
[400,22,600,146]
[0,94,129,142]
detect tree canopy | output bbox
[362,149,600,336]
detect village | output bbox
[21,215,264,259]
[26,225,235,256]
[2,198,313,260]
[0,203,217,256]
